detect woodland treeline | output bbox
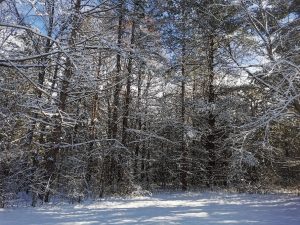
[0,0,299,207]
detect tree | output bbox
[0,0,299,207]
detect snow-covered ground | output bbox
[0,192,299,225]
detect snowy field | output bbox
[0,192,300,225]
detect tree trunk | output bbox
[45,0,82,202]
[180,42,188,191]
[206,34,216,188]
[122,8,136,146]
[134,66,143,179]
[111,0,124,140]
[110,0,125,192]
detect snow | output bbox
[0,192,299,225]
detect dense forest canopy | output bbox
[0,0,299,207]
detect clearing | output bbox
[0,192,299,225]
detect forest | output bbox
[0,0,299,208]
